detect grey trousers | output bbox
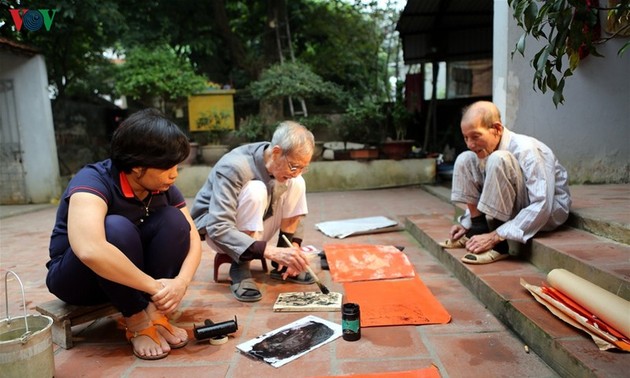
[451,150,528,223]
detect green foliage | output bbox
[297,1,387,100]
[194,110,232,145]
[391,101,412,141]
[297,115,331,133]
[339,98,387,145]
[234,115,274,143]
[1,0,395,116]
[115,45,207,109]
[1,0,127,99]
[248,61,343,103]
[509,0,630,106]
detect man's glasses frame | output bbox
[283,154,309,173]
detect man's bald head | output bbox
[462,101,502,129]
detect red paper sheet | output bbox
[324,243,416,283]
[343,275,451,327]
[315,365,441,378]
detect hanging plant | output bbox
[508,0,630,106]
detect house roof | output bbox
[396,0,493,64]
[0,37,39,56]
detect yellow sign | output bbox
[188,89,236,132]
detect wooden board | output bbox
[273,292,343,312]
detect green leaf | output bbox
[513,0,528,26]
[524,1,539,31]
[552,79,565,107]
[569,52,580,71]
[618,41,630,57]
[546,72,558,91]
[516,33,527,56]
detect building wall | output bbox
[494,0,630,184]
[0,51,61,203]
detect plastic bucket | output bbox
[1,271,54,378]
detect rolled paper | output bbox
[547,268,630,339]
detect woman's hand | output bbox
[151,276,188,314]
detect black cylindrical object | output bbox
[342,302,361,341]
[193,316,238,340]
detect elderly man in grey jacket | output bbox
[442,101,571,264]
[191,121,315,302]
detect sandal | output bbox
[151,313,189,349]
[230,278,262,302]
[439,236,468,249]
[269,269,315,285]
[125,325,169,360]
[461,249,509,264]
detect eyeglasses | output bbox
[283,154,309,173]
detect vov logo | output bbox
[9,9,58,32]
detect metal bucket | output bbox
[0,271,54,378]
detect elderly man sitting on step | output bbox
[441,101,571,264]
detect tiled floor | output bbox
[2,184,625,378]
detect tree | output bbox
[295,1,387,100]
[1,0,127,100]
[115,45,208,115]
[509,0,630,106]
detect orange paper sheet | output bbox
[324,243,416,282]
[315,365,441,378]
[343,275,451,327]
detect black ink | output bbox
[249,321,334,360]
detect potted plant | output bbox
[234,115,275,143]
[381,100,415,160]
[336,99,384,160]
[194,110,232,165]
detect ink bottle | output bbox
[342,303,361,341]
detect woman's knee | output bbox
[104,215,140,247]
[152,206,189,231]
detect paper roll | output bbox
[547,269,630,339]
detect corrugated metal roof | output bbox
[396,0,493,64]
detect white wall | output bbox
[0,51,61,202]
[494,0,630,183]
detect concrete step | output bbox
[423,184,630,244]
[422,185,630,300]
[406,185,630,378]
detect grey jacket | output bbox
[191,142,305,260]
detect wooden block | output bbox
[273,292,343,312]
[35,299,119,349]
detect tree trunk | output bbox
[211,0,286,122]
[210,0,260,78]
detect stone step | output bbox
[422,184,630,244]
[421,185,630,301]
[406,186,630,378]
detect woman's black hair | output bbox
[111,108,190,172]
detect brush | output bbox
[281,234,330,294]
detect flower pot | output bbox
[312,141,325,161]
[381,140,414,160]
[349,148,379,161]
[201,144,229,166]
[180,142,199,166]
